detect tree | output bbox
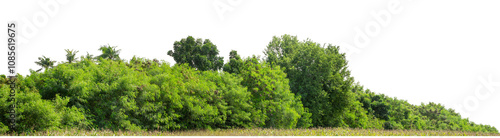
[223,50,244,74]
[167,36,224,71]
[97,44,121,61]
[35,55,56,72]
[239,56,312,128]
[263,35,354,127]
[83,52,94,61]
[65,49,79,63]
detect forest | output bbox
[0,35,498,134]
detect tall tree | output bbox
[167,36,224,71]
[65,49,79,63]
[223,50,244,74]
[264,34,354,127]
[35,55,56,72]
[97,44,121,61]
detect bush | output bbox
[16,57,266,131]
[239,56,312,128]
[0,122,7,133]
[0,82,88,132]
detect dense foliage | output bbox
[351,83,497,132]
[0,35,497,134]
[238,56,311,128]
[167,36,224,71]
[0,56,309,132]
[222,50,243,74]
[263,35,355,127]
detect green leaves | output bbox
[264,35,353,127]
[13,56,266,131]
[239,56,312,128]
[97,44,121,61]
[223,50,244,74]
[168,36,224,71]
[35,55,56,72]
[64,49,79,63]
[0,86,88,132]
[0,35,497,134]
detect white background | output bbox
[1,0,499,130]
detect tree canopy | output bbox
[97,44,121,61]
[223,50,244,74]
[34,55,56,72]
[167,36,224,71]
[0,35,497,134]
[264,34,354,127]
[65,49,79,63]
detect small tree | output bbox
[223,50,244,74]
[65,49,79,63]
[35,55,56,72]
[97,44,121,61]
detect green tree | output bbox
[167,36,224,71]
[264,35,354,127]
[97,44,121,61]
[65,49,79,63]
[35,55,56,72]
[239,56,312,128]
[81,52,94,61]
[223,50,244,74]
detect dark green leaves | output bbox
[264,35,353,127]
[35,55,56,72]
[238,56,312,128]
[0,35,497,134]
[223,50,244,74]
[97,44,121,61]
[168,36,224,71]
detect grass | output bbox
[3,127,500,136]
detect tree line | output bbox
[0,35,497,133]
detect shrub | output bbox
[239,56,312,128]
[0,122,8,133]
[0,83,88,132]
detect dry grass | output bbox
[3,127,500,136]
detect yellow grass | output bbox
[3,127,500,136]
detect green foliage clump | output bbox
[0,35,497,134]
[168,36,224,71]
[0,79,88,132]
[65,49,79,63]
[239,56,312,128]
[353,83,498,133]
[13,55,309,131]
[97,44,121,61]
[263,35,354,127]
[223,50,244,74]
[21,57,251,130]
[34,56,56,72]
[0,122,7,133]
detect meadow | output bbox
[3,128,500,136]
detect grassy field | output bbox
[3,128,500,136]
